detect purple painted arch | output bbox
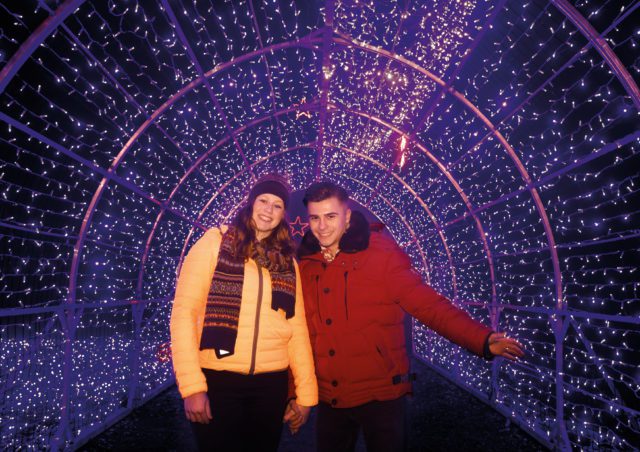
[9,11,635,416]
[135,99,493,310]
[37,7,637,318]
[1,0,636,322]
[137,90,550,338]
[170,142,485,310]
[48,28,518,322]
[169,143,437,274]
[0,3,637,449]
[123,32,552,332]
[132,104,463,300]
[134,100,503,315]
[0,7,548,369]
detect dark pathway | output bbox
[80,359,545,451]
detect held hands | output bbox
[184,392,212,424]
[282,399,311,434]
[488,332,525,361]
[185,392,310,431]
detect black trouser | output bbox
[191,368,288,452]
[317,396,406,452]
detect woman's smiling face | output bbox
[251,193,286,240]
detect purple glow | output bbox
[0,0,638,450]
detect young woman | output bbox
[170,175,317,451]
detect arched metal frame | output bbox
[0,0,638,449]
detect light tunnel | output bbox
[0,0,638,450]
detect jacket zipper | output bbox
[249,262,264,375]
[344,271,349,320]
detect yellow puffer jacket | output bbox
[170,227,318,407]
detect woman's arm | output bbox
[170,228,220,399]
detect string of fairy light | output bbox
[0,0,638,449]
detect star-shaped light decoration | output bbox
[289,216,309,237]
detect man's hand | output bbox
[488,332,525,361]
[184,392,212,424]
[283,399,311,434]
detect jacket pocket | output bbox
[374,342,396,373]
[360,326,395,374]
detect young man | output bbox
[288,181,524,451]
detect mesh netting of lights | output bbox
[0,0,638,450]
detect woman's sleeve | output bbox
[286,260,318,407]
[169,228,220,399]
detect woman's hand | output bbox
[283,399,311,434]
[488,332,525,361]
[184,392,212,424]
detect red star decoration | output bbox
[289,215,309,237]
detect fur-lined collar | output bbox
[297,210,370,259]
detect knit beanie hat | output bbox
[248,175,290,208]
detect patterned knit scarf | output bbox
[199,228,296,357]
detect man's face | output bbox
[307,197,351,253]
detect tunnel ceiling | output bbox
[1,0,639,450]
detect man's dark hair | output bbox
[302,181,349,207]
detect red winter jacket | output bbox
[297,211,493,408]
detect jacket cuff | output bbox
[178,380,208,399]
[483,332,495,361]
[296,394,318,407]
[287,368,296,400]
